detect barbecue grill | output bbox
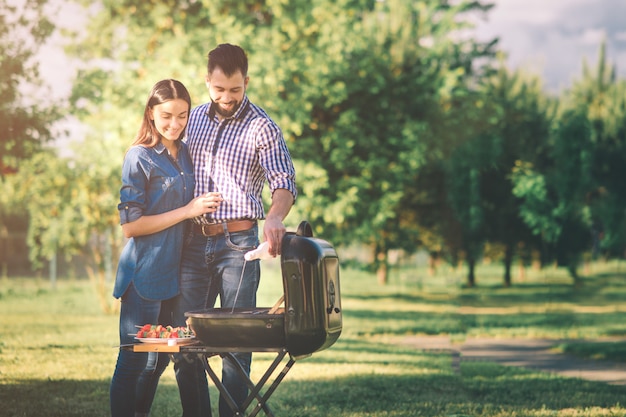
[185,221,342,416]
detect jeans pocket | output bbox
[225,226,259,252]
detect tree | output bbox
[0,0,60,176]
[511,110,593,285]
[427,72,504,287]
[249,0,498,283]
[511,42,626,284]
[1,0,123,296]
[477,67,554,286]
[1,148,121,311]
[566,43,626,261]
[0,0,63,279]
[65,0,499,285]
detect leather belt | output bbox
[192,219,256,237]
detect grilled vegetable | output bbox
[136,324,194,339]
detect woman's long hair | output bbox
[131,79,192,148]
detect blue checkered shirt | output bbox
[185,96,297,224]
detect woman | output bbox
[110,79,222,417]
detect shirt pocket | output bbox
[148,172,185,213]
[161,176,177,192]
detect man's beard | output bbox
[211,98,242,118]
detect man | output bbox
[176,43,297,417]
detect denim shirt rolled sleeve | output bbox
[113,143,195,301]
[119,205,143,225]
[118,147,151,224]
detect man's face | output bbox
[206,67,248,118]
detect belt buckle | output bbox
[200,224,212,237]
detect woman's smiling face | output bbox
[150,98,189,142]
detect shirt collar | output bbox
[154,140,181,155]
[154,141,166,154]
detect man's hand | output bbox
[263,216,286,257]
[262,189,294,256]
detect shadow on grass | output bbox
[556,340,626,363]
[303,337,452,369]
[345,307,626,338]
[0,378,111,417]
[2,361,625,417]
[0,378,189,417]
[262,364,625,416]
[348,292,456,304]
[346,308,463,335]
[458,273,626,307]
[459,311,626,331]
[460,361,625,410]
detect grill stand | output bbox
[128,344,296,417]
[196,349,295,417]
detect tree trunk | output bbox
[376,262,388,285]
[87,239,120,314]
[503,244,512,287]
[467,258,476,287]
[568,263,582,288]
[104,229,113,282]
[376,249,388,285]
[427,252,438,276]
[0,226,7,279]
[49,251,57,290]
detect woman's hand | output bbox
[187,192,223,218]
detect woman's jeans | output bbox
[176,224,260,417]
[110,283,176,417]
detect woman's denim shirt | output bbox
[114,142,195,300]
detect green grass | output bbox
[2,260,626,416]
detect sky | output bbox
[36,0,626,100]
[473,0,626,92]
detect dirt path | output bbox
[399,336,626,385]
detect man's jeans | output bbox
[175,224,260,417]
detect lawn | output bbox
[1,259,626,416]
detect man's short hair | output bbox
[207,43,248,77]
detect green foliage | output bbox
[511,109,594,259]
[247,0,499,279]
[0,0,61,176]
[564,43,626,259]
[1,150,120,269]
[511,162,558,241]
[64,0,499,284]
[0,0,65,276]
[511,42,626,278]
[11,0,626,291]
[511,110,593,276]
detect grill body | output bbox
[186,221,342,358]
[281,230,342,357]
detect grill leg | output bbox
[247,356,296,417]
[199,350,294,417]
[198,354,244,416]
[236,350,287,414]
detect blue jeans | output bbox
[176,224,260,417]
[110,283,176,417]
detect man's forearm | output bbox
[266,188,295,222]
